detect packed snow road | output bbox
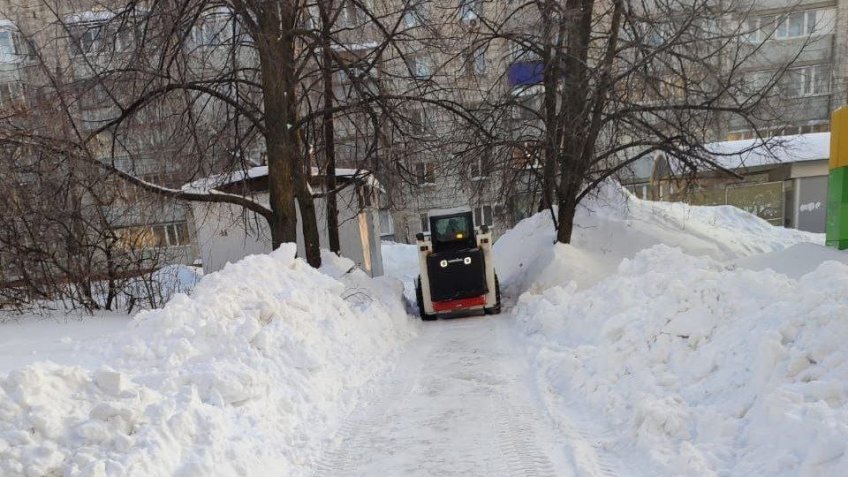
[310,314,615,477]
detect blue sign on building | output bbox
[508,61,544,87]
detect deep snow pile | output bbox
[501,185,848,476]
[380,241,419,306]
[495,183,822,293]
[0,245,416,477]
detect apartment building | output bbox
[725,0,843,139]
[0,0,200,274]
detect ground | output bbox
[1,184,847,477]
[312,316,571,477]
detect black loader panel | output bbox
[426,249,488,302]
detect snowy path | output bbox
[310,314,624,477]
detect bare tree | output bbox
[0,0,490,272]
[460,0,814,242]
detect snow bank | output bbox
[0,245,416,477]
[732,242,848,279]
[500,183,847,476]
[495,183,822,292]
[515,246,848,476]
[380,241,419,306]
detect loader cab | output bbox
[430,211,476,252]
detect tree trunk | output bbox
[554,0,594,245]
[320,1,341,254]
[555,192,577,244]
[295,165,323,267]
[256,6,299,250]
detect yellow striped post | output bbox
[827,107,848,249]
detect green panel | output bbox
[686,188,727,207]
[726,182,784,225]
[826,166,848,250]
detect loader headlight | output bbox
[463,257,471,265]
[440,260,448,268]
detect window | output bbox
[71,20,136,55]
[152,222,191,247]
[420,213,429,232]
[0,31,13,56]
[403,1,424,27]
[474,205,493,226]
[431,215,473,243]
[782,64,830,97]
[0,82,22,107]
[745,8,835,43]
[509,40,539,61]
[740,18,760,43]
[415,162,435,184]
[408,56,432,79]
[459,0,482,21]
[0,30,30,60]
[76,24,103,54]
[727,130,756,141]
[340,0,366,26]
[336,63,375,87]
[379,209,394,236]
[191,14,233,46]
[801,123,830,133]
[411,108,431,134]
[469,157,487,179]
[472,47,486,75]
[512,102,537,121]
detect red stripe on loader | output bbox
[432,295,487,312]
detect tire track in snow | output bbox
[494,402,557,477]
[308,316,569,477]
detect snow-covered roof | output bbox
[704,132,829,170]
[64,8,149,24]
[64,10,118,24]
[182,166,269,194]
[330,41,379,52]
[182,166,382,194]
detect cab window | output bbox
[432,215,470,242]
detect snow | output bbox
[497,183,848,477]
[183,166,382,194]
[2,175,845,477]
[494,183,822,293]
[64,11,119,24]
[703,132,829,170]
[329,41,379,52]
[733,242,848,279]
[0,313,132,375]
[181,166,269,193]
[0,244,416,476]
[380,241,419,305]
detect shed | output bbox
[186,167,384,276]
